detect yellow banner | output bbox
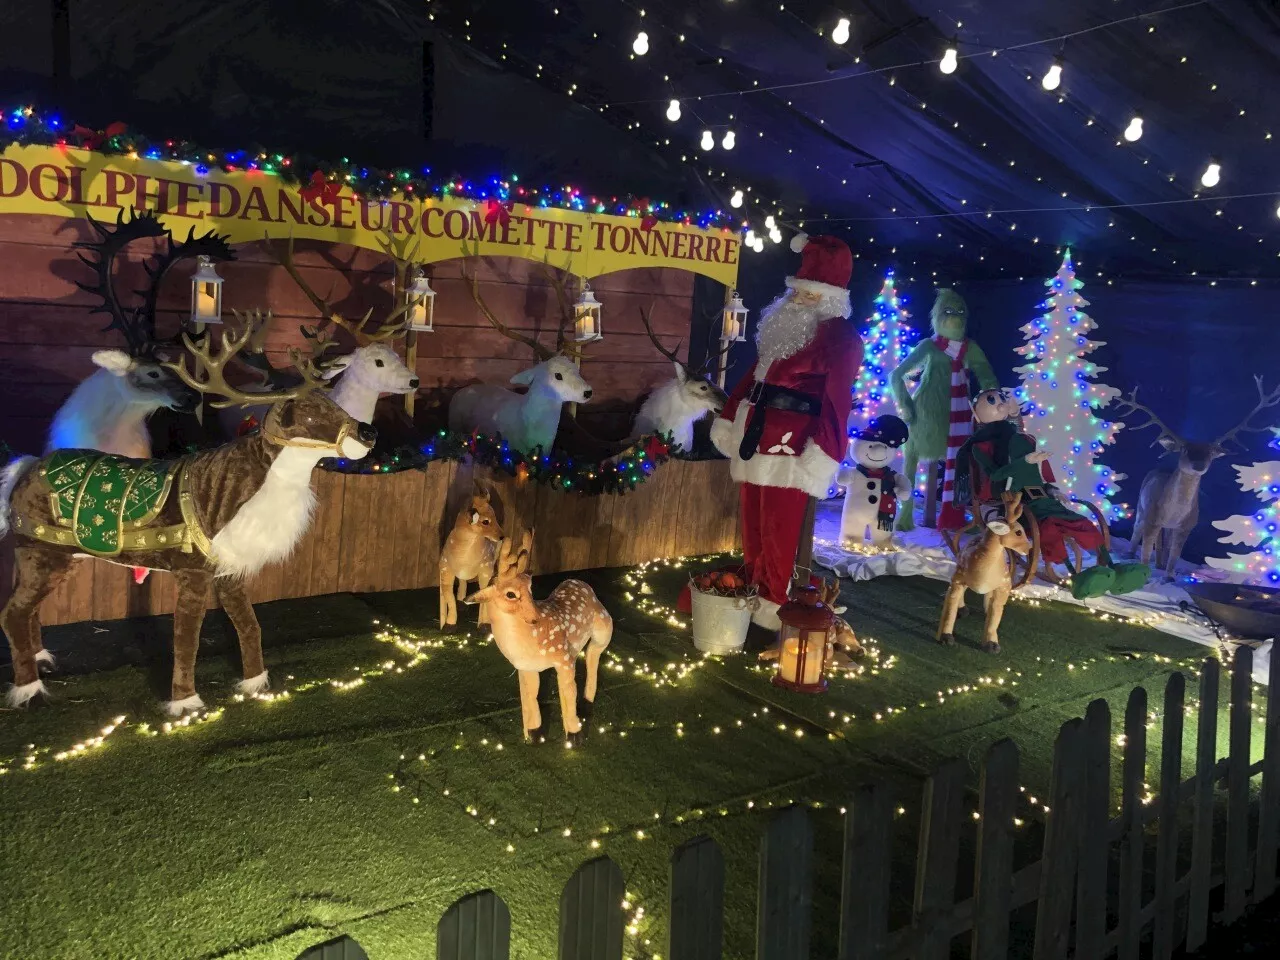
[0,144,741,285]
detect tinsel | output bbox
[321,429,674,496]
[0,105,734,229]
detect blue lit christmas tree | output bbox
[1013,250,1124,518]
[849,271,914,435]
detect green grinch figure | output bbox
[890,289,998,531]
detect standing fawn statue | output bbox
[1112,376,1280,581]
[439,482,503,628]
[465,530,612,745]
[937,492,1032,654]
[630,305,728,451]
[448,254,592,455]
[0,320,375,713]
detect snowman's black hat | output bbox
[853,414,909,448]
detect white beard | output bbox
[755,295,829,371]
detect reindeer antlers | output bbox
[267,232,414,348]
[638,303,682,365]
[163,310,327,408]
[496,529,534,579]
[460,240,555,362]
[1109,387,1180,448]
[1214,375,1280,451]
[74,209,233,357]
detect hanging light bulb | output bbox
[753,237,765,253]
[721,129,735,150]
[831,18,851,45]
[632,32,649,56]
[700,130,715,151]
[939,40,958,75]
[1123,115,1143,142]
[745,228,757,246]
[666,99,681,122]
[769,227,783,244]
[1042,55,1063,91]
[730,189,744,208]
[765,214,776,229]
[1200,159,1221,187]
[1274,200,1280,219]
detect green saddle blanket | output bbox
[42,451,180,556]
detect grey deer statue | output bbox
[1112,375,1280,581]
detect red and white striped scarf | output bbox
[934,336,971,529]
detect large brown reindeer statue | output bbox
[439,482,503,628]
[465,530,612,745]
[1112,376,1280,580]
[0,321,376,713]
[937,492,1032,654]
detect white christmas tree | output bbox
[1205,459,1280,586]
[849,270,914,435]
[1013,249,1124,519]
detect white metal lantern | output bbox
[190,256,224,325]
[574,283,603,342]
[405,268,436,333]
[722,291,748,343]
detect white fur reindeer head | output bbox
[510,354,593,405]
[631,305,728,451]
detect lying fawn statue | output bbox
[439,481,502,628]
[466,530,613,745]
[937,492,1031,654]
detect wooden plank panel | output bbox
[669,834,725,960]
[1033,718,1085,960]
[90,558,132,622]
[1224,647,1254,923]
[558,856,625,960]
[1075,699,1111,960]
[437,889,512,960]
[336,473,377,594]
[308,471,347,596]
[839,782,894,960]
[586,493,619,570]
[757,805,814,960]
[531,487,597,574]
[1256,642,1280,904]
[1117,686,1148,960]
[1187,657,1221,952]
[414,460,455,588]
[972,739,1020,960]
[1152,672,1186,960]
[383,468,428,591]
[913,757,966,960]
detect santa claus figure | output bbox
[710,234,862,629]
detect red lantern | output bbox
[772,584,834,693]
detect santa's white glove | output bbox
[709,417,735,459]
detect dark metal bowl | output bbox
[1185,581,1280,639]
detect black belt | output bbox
[739,383,822,461]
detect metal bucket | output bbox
[690,588,755,655]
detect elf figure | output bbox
[953,388,1147,596]
[837,415,910,548]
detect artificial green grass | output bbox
[0,561,1256,960]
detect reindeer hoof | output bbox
[34,649,57,675]
[981,641,1001,655]
[937,634,956,647]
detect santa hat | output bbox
[785,233,852,317]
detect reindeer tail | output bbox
[0,456,36,540]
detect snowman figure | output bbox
[837,415,911,548]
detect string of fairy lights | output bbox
[422,0,1280,284]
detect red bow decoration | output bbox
[484,199,513,227]
[299,170,342,204]
[236,415,260,437]
[640,213,659,232]
[72,121,127,150]
[644,435,670,460]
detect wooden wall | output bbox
[0,459,739,627]
[0,212,697,453]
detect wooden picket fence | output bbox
[297,647,1279,960]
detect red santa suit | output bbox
[710,235,862,628]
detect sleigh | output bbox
[942,497,1113,589]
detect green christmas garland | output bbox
[0,105,734,229]
[321,429,676,496]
